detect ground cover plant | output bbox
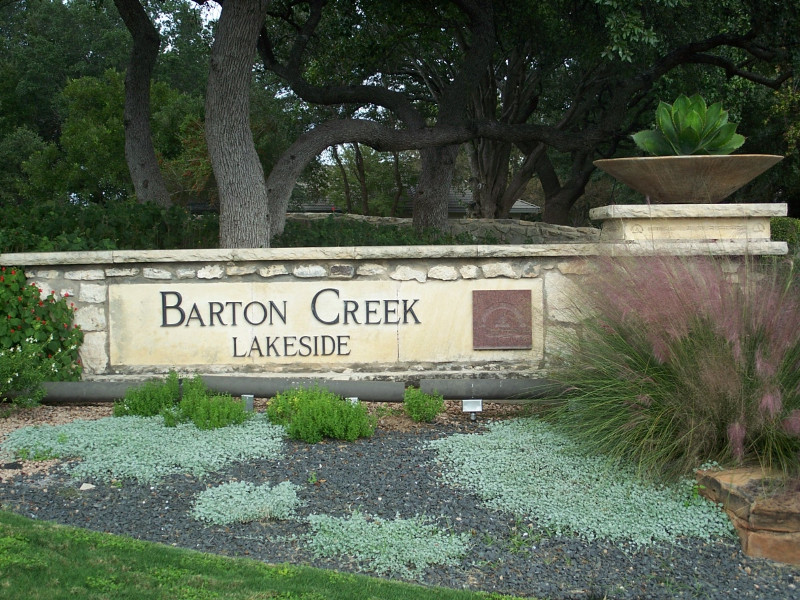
[306,511,470,579]
[429,419,733,547]
[547,255,800,481]
[1,414,285,484]
[192,481,303,525]
[0,511,518,600]
[266,385,376,443]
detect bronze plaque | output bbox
[472,290,532,350]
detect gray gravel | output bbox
[1,423,798,599]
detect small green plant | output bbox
[113,372,250,430]
[266,386,375,443]
[632,94,745,155]
[403,387,444,423]
[170,375,250,430]
[113,371,180,417]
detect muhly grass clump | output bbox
[1,414,285,484]
[429,419,733,547]
[549,256,800,481]
[192,481,303,525]
[305,511,470,579]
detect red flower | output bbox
[10,270,15,275]
[63,292,70,298]
[38,301,43,307]
[0,276,4,282]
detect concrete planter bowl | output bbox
[593,154,783,204]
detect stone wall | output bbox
[286,213,602,245]
[1,228,787,383]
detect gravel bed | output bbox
[1,418,799,599]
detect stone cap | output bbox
[590,203,788,220]
[0,239,787,266]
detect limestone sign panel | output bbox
[108,280,544,369]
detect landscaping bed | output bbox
[1,401,798,599]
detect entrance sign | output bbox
[109,280,544,370]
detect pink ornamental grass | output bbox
[556,255,800,479]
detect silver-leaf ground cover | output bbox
[1,414,286,484]
[428,419,734,546]
[192,480,303,525]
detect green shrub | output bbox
[0,266,83,396]
[772,216,800,257]
[0,342,48,407]
[403,387,444,423]
[115,373,251,430]
[548,256,800,481]
[0,199,218,253]
[113,371,180,417]
[173,375,250,430]
[266,386,375,443]
[272,214,480,248]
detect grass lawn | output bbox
[0,510,529,600]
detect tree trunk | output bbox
[330,145,352,212]
[206,0,272,248]
[413,145,458,231]
[352,143,370,215]
[390,151,403,217]
[538,151,595,226]
[113,0,171,208]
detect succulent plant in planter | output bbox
[631,94,745,156]
[593,94,782,204]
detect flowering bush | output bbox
[0,342,47,407]
[0,266,82,402]
[549,256,800,481]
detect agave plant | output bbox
[632,94,746,155]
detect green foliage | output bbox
[306,511,470,579]
[266,386,375,443]
[166,375,251,430]
[114,373,251,430]
[772,217,800,257]
[192,481,303,525]
[0,266,83,392]
[0,342,47,407]
[403,388,444,423]
[113,372,181,417]
[632,94,746,155]
[0,199,219,253]
[2,413,285,484]
[429,419,733,546]
[272,215,479,248]
[548,256,800,481]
